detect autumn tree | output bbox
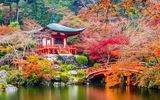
[89,34,128,63]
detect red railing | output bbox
[36,45,78,55]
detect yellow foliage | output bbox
[113,5,119,11]
[0,46,13,53]
[37,58,52,69]
[122,3,127,9]
[26,55,39,64]
[26,55,52,69]
[111,12,117,16]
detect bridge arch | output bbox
[85,67,142,87]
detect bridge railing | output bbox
[85,63,144,75]
[85,66,108,75]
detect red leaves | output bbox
[89,34,128,63]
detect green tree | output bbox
[19,0,52,26]
[0,0,20,21]
[46,0,73,22]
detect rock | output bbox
[54,76,61,82]
[69,70,77,76]
[46,54,57,61]
[60,82,65,87]
[53,82,66,87]
[41,80,51,86]
[5,85,17,93]
[0,88,4,92]
[53,82,60,87]
[52,64,61,71]
[77,78,86,84]
[73,79,78,84]
[66,78,73,85]
[0,70,8,83]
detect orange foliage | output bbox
[21,18,42,31]
[0,25,19,35]
[13,55,53,80]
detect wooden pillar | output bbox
[50,38,52,46]
[52,38,54,46]
[64,38,67,48]
[46,38,47,47]
[42,38,46,47]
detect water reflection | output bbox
[0,85,160,100]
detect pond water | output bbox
[0,85,160,100]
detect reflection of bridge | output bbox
[85,66,143,86]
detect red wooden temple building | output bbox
[35,23,85,55]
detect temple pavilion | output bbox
[35,23,85,55]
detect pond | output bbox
[0,85,160,100]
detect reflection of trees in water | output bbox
[86,86,107,100]
[2,86,160,100]
[18,86,87,100]
[86,86,143,100]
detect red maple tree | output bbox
[89,34,128,63]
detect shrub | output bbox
[0,65,9,70]
[66,64,76,70]
[7,70,22,85]
[0,83,7,89]
[76,55,88,66]
[138,68,160,89]
[9,21,20,28]
[60,64,76,71]
[67,36,80,44]
[0,52,6,58]
[13,55,53,81]
[0,46,13,53]
[0,25,19,35]
[60,64,68,72]
[77,78,85,84]
[77,70,85,77]
[93,63,103,67]
[144,59,158,67]
[60,72,71,83]
[29,43,36,49]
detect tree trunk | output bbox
[16,1,19,22]
[9,3,12,24]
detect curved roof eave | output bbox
[45,23,86,33]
